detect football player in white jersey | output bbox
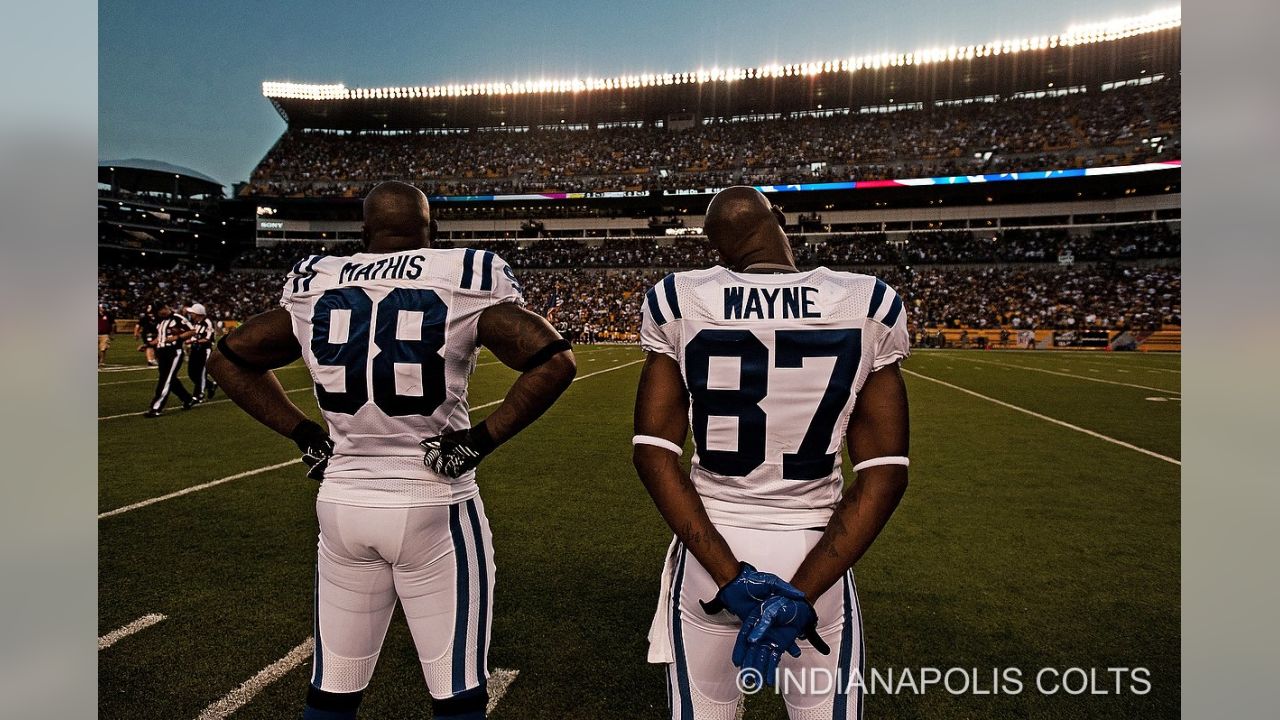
[633,187,910,719]
[209,182,576,720]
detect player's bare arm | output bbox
[474,302,577,445]
[209,307,334,479]
[420,302,576,478]
[207,307,308,437]
[789,362,910,601]
[632,351,741,588]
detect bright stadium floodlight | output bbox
[260,7,1179,101]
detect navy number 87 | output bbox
[685,328,862,480]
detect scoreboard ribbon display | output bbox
[427,161,1181,203]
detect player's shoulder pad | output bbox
[457,247,507,292]
[643,272,684,327]
[284,254,325,294]
[866,276,905,329]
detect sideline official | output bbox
[98,303,114,368]
[186,303,218,402]
[135,304,159,367]
[144,302,197,417]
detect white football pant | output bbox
[310,496,494,700]
[664,525,864,720]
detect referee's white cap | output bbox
[188,303,207,316]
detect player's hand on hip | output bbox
[420,421,497,478]
[290,419,334,482]
[735,594,830,685]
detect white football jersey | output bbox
[281,247,523,507]
[640,266,910,530]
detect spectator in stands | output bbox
[241,79,1180,199]
[100,224,1180,347]
[230,224,1179,273]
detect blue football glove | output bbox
[735,594,831,685]
[698,562,807,620]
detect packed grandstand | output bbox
[99,221,1181,343]
[243,79,1178,199]
[98,10,1181,350]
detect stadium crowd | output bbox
[232,223,1179,271]
[98,262,283,325]
[242,80,1179,198]
[101,237,1180,343]
[901,264,1180,331]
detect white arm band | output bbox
[633,435,684,455]
[852,456,910,473]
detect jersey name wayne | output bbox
[337,255,425,284]
[723,285,821,320]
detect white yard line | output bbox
[98,357,639,418]
[98,613,167,650]
[98,387,313,420]
[939,355,1180,395]
[473,345,621,367]
[974,352,1180,375]
[567,357,644,380]
[195,635,517,720]
[923,348,1181,371]
[486,668,520,714]
[195,638,314,720]
[918,348,1182,370]
[98,461,301,519]
[100,365,310,387]
[902,368,1180,466]
[100,359,645,519]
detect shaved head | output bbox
[703,186,795,271]
[362,181,433,252]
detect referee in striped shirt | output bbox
[144,302,198,417]
[185,303,218,402]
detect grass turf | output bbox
[99,342,1179,719]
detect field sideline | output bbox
[99,342,1179,719]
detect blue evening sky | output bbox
[99,1,1174,187]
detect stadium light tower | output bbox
[262,7,1180,101]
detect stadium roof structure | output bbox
[98,159,225,198]
[264,8,1180,131]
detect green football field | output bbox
[99,341,1180,719]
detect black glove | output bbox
[290,419,334,482]
[420,421,498,478]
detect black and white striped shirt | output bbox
[154,314,194,349]
[190,317,217,346]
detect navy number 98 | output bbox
[310,288,448,416]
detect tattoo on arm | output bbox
[207,307,308,438]
[474,302,576,446]
[788,363,910,600]
[477,302,562,369]
[633,352,740,587]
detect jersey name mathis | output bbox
[337,255,425,285]
[723,285,821,320]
